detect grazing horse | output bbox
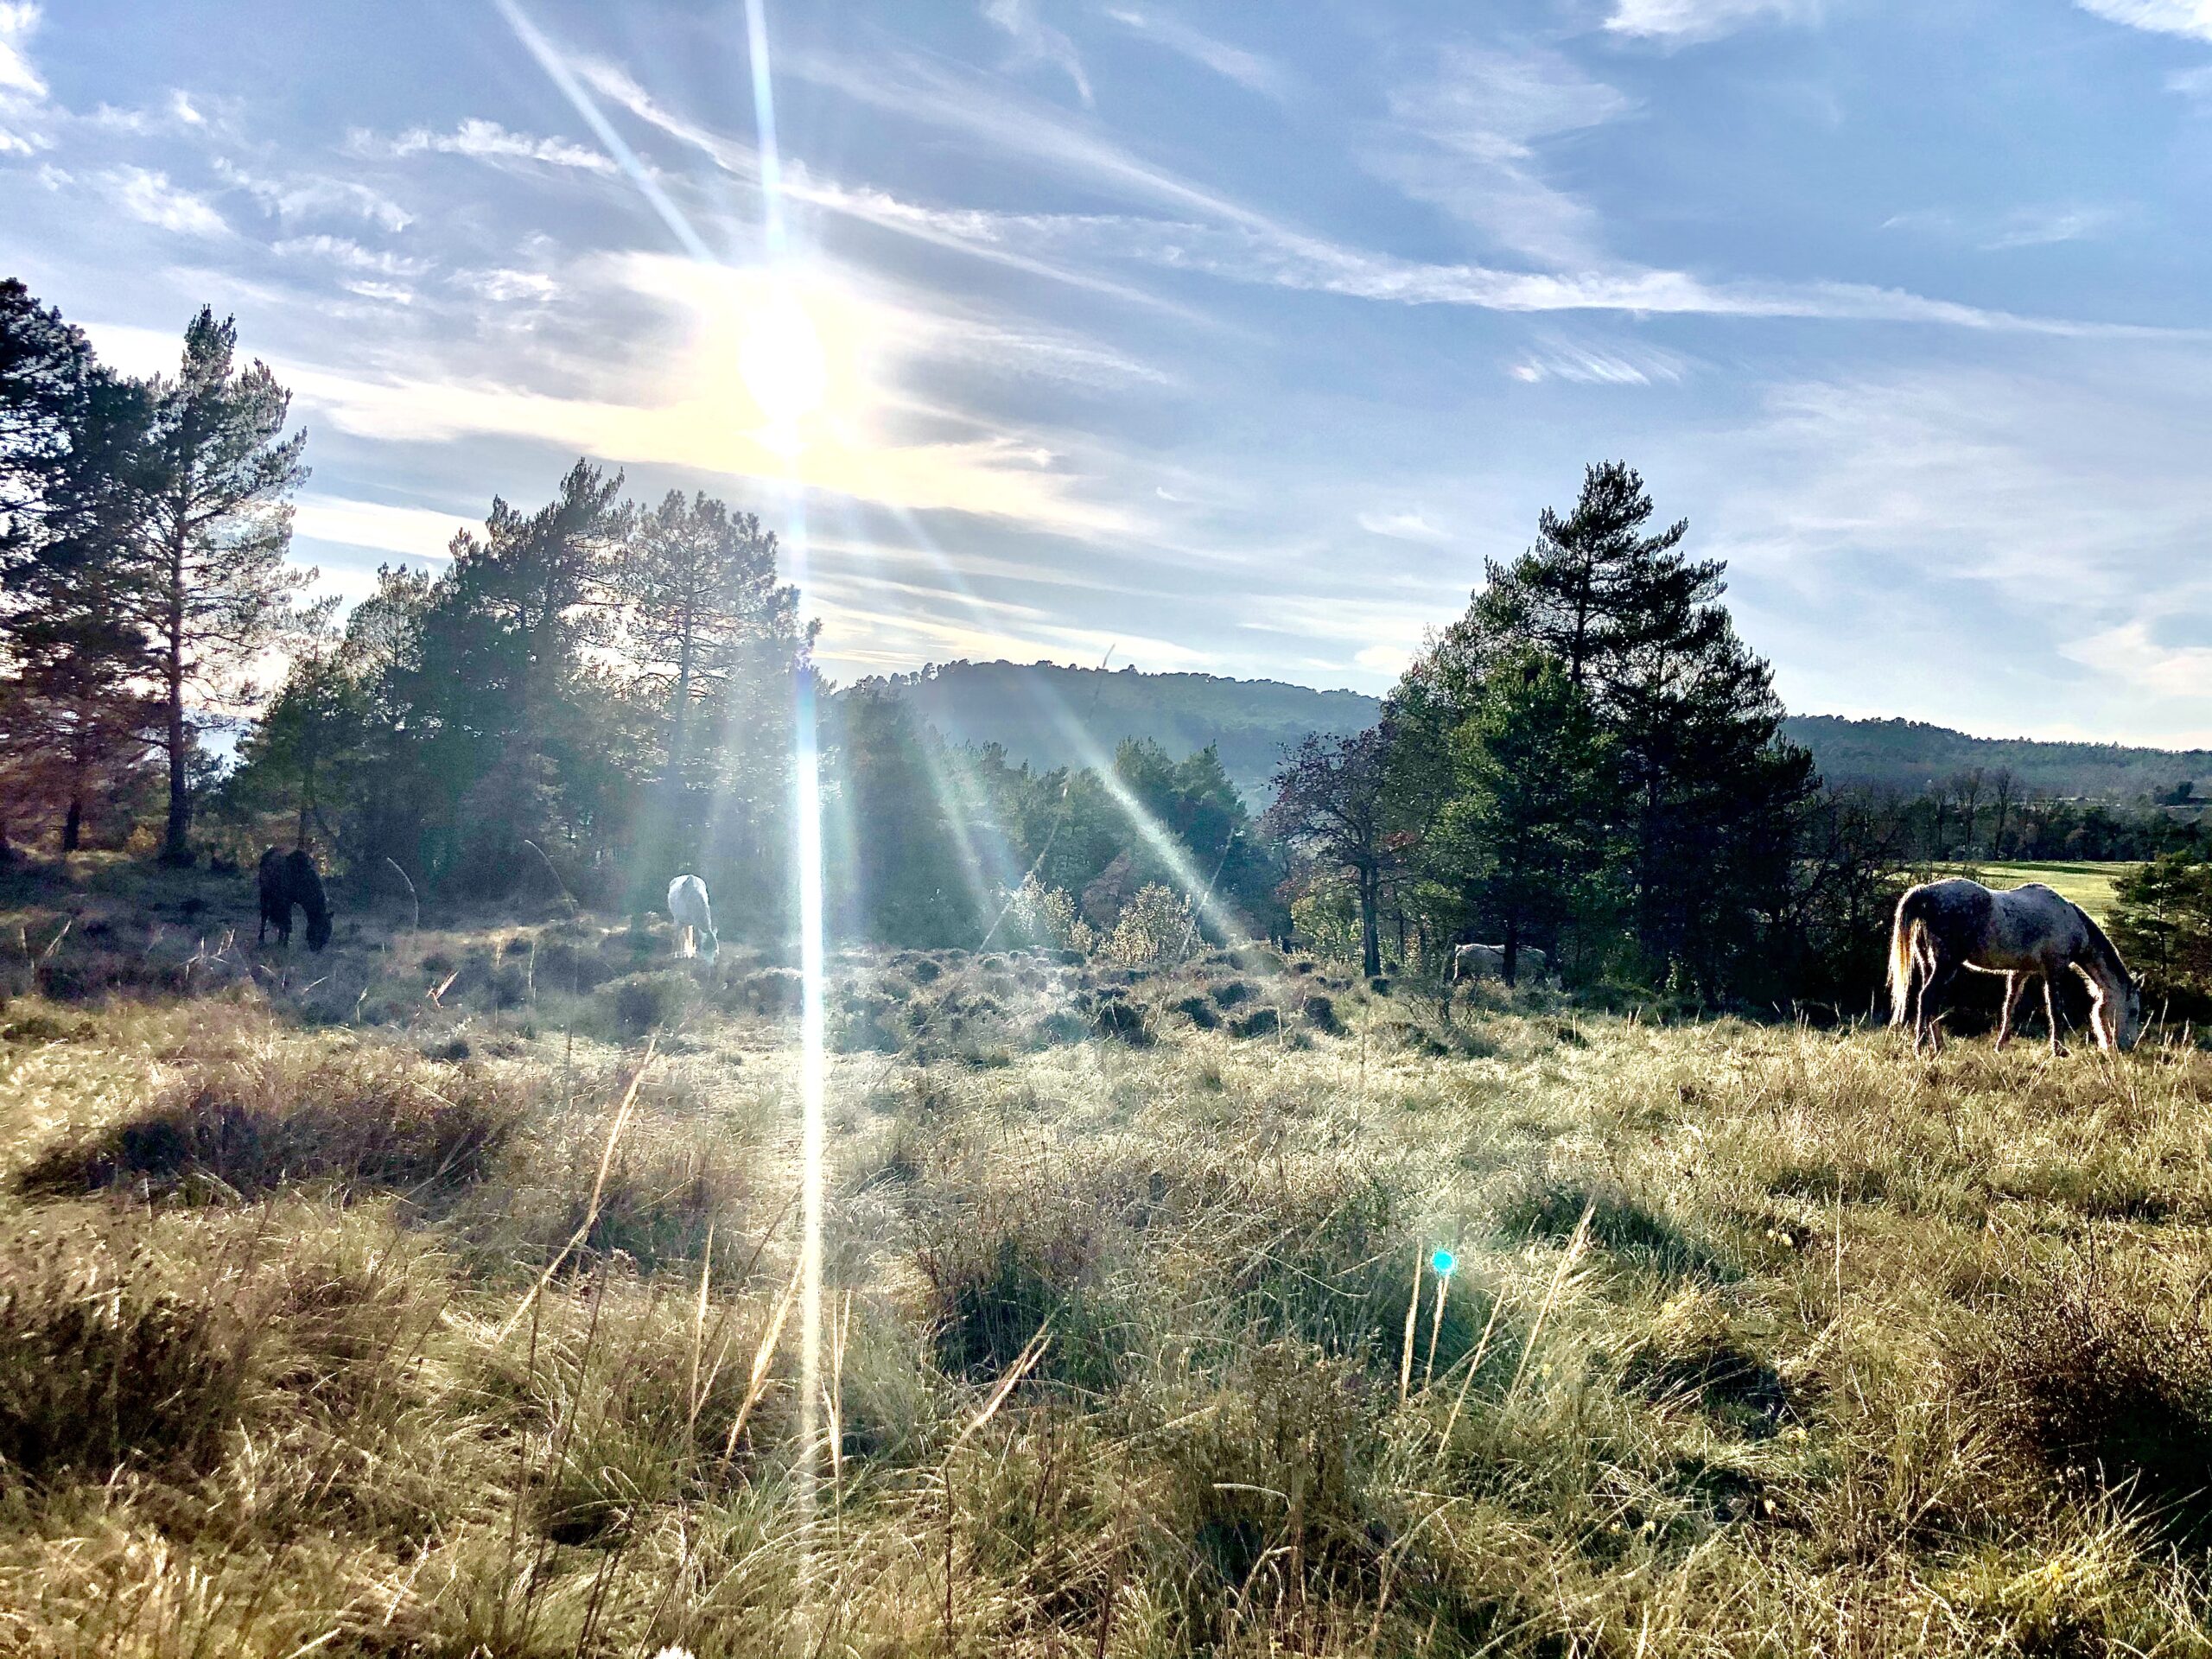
[667,873,718,962]
[257,846,332,951]
[1451,942,1548,983]
[1888,878,2140,1055]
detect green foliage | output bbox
[1106,881,1193,967]
[2111,854,2212,1017]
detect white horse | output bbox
[667,874,718,962]
[1888,877,2140,1056]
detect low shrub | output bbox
[1976,1256,2212,1537]
[0,1230,253,1483]
[595,970,700,1038]
[1302,993,1341,1033]
[1228,1007,1280,1039]
[20,1045,527,1203]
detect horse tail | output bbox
[1887,888,1922,1026]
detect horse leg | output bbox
[1996,972,2026,1050]
[1921,962,1962,1054]
[1910,939,1940,1053]
[2041,971,2067,1057]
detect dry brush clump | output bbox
[18,1039,531,1204]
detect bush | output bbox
[1108,884,1195,969]
[596,970,701,1038]
[1172,994,1221,1029]
[0,1231,253,1482]
[1228,1007,1280,1039]
[20,1046,527,1203]
[1093,999,1151,1044]
[1976,1256,2212,1536]
[1301,993,1341,1033]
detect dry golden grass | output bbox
[5,862,2212,1653]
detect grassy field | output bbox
[5,857,2212,1655]
[1939,860,2139,921]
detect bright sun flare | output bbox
[739,283,830,451]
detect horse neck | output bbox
[2072,915,2127,999]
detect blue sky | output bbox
[3,0,2209,742]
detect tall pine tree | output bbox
[135,307,321,864]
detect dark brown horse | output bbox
[258,846,332,951]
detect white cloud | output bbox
[216,159,414,232]
[384,117,614,173]
[2065,619,2212,700]
[451,266,559,304]
[0,2,42,99]
[1605,0,1816,42]
[1883,202,2122,251]
[1357,510,1452,544]
[1101,7,1289,98]
[784,43,2171,339]
[293,495,470,562]
[2076,0,2212,42]
[273,233,430,277]
[102,166,229,237]
[1370,45,1634,264]
[0,0,48,153]
[1508,337,1686,385]
[170,89,204,125]
[982,0,1094,105]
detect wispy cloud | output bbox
[1883,201,2123,251]
[1369,44,1633,264]
[215,158,413,232]
[294,494,471,562]
[1508,336,1686,384]
[379,117,614,173]
[1605,0,1818,42]
[2075,1,2212,44]
[785,41,2176,338]
[1357,509,1452,544]
[101,166,228,237]
[1101,7,1290,98]
[0,0,48,153]
[982,0,1094,105]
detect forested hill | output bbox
[848,661,2211,807]
[1780,716,2212,799]
[847,661,1382,804]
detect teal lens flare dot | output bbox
[1431,1249,1457,1275]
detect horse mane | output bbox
[2074,904,2133,989]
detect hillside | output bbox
[1781,715,2212,799]
[850,662,2209,807]
[849,659,1382,803]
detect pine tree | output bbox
[1431,652,1614,982]
[1397,461,1815,995]
[135,307,321,864]
[617,489,803,883]
[0,283,161,853]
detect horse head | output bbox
[2115,976,2145,1052]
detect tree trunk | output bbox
[160,527,191,866]
[1503,912,1521,988]
[1358,866,1381,979]
[62,797,82,855]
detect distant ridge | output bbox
[1778,715,2212,800]
[846,660,1379,804]
[847,661,2212,807]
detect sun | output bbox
[739,281,830,450]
